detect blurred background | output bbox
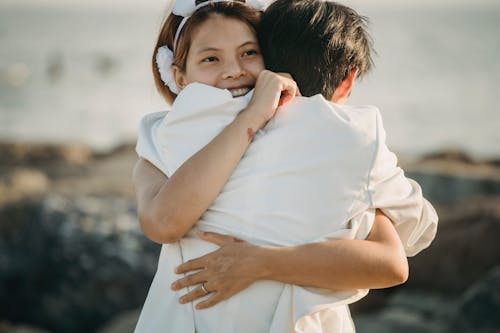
[0,0,499,332]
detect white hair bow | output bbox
[156,46,179,94]
[173,0,269,17]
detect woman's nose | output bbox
[222,59,246,79]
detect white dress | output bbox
[135,83,438,333]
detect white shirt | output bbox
[135,83,438,333]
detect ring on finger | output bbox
[201,282,209,295]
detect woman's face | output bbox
[173,14,265,97]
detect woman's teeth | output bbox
[229,87,250,97]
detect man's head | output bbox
[258,0,374,101]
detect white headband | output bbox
[156,0,271,94]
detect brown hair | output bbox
[152,0,261,104]
[258,0,374,99]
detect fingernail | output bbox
[179,297,185,304]
[171,283,177,290]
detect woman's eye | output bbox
[242,50,258,57]
[202,56,218,63]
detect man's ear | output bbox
[172,65,187,91]
[331,68,359,104]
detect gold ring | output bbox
[201,282,209,295]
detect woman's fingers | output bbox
[276,72,301,96]
[277,76,300,107]
[178,282,213,304]
[175,255,208,274]
[246,70,300,125]
[171,271,207,290]
[195,292,225,310]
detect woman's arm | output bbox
[256,210,408,289]
[133,111,260,244]
[172,210,408,309]
[133,71,299,244]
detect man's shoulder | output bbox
[328,100,381,121]
[287,94,380,115]
[285,95,382,130]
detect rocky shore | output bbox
[0,142,499,333]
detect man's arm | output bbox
[172,211,408,309]
[368,109,438,256]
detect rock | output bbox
[406,197,500,291]
[0,143,93,167]
[353,268,500,333]
[0,321,51,333]
[0,195,159,333]
[9,169,49,193]
[95,309,140,333]
[450,266,500,333]
[421,150,475,164]
[403,151,500,205]
[407,171,500,205]
[353,290,455,333]
[0,168,50,204]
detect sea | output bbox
[0,3,499,160]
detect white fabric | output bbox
[172,0,270,52]
[172,0,269,17]
[155,46,179,93]
[134,83,438,333]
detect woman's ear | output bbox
[172,65,187,91]
[331,68,359,104]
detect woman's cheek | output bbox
[251,57,266,75]
[194,66,220,86]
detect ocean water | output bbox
[0,5,499,159]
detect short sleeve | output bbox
[135,111,170,176]
[367,109,438,257]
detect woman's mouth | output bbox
[228,87,251,98]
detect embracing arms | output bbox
[134,158,408,308]
[133,112,260,244]
[171,211,408,309]
[133,71,299,243]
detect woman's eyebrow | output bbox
[238,41,258,48]
[196,46,220,54]
[195,41,259,54]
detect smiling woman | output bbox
[134,2,301,331]
[171,15,264,97]
[152,0,262,104]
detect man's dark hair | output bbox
[258,0,374,99]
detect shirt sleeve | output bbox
[135,111,170,176]
[367,109,438,257]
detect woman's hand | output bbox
[245,70,300,129]
[171,231,263,309]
